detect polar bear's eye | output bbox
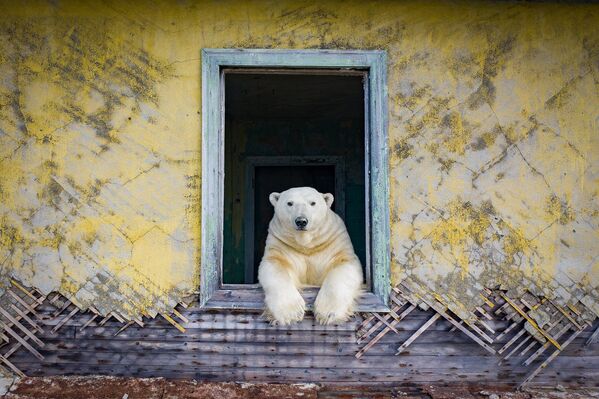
[310,201,316,206]
[287,202,293,206]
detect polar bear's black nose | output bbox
[295,217,308,229]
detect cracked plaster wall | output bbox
[0,1,597,322]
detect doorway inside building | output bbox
[223,71,366,285]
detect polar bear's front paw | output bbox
[314,292,354,325]
[265,290,306,325]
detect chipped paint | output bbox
[0,1,597,321]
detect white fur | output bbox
[258,187,363,325]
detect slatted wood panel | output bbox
[6,302,599,387]
[0,280,188,377]
[205,287,388,312]
[0,281,49,377]
[356,284,597,387]
[2,280,598,387]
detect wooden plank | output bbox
[498,328,526,355]
[40,313,508,333]
[161,313,185,333]
[0,307,44,346]
[519,327,586,388]
[520,340,538,357]
[8,290,41,320]
[51,307,79,334]
[504,335,531,360]
[75,326,357,342]
[396,313,440,355]
[68,319,519,342]
[47,324,593,350]
[80,314,98,331]
[98,314,115,326]
[523,324,570,367]
[31,303,512,328]
[476,318,495,335]
[74,327,509,346]
[10,363,505,383]
[476,306,493,321]
[366,49,391,307]
[4,334,34,358]
[9,303,44,333]
[37,308,455,328]
[479,293,496,310]
[11,280,44,305]
[0,354,25,377]
[586,323,599,347]
[10,345,598,387]
[223,68,368,76]
[31,305,572,338]
[356,314,380,338]
[550,301,584,330]
[415,297,496,355]
[388,296,408,314]
[463,319,494,344]
[204,288,389,312]
[29,339,508,357]
[114,321,135,337]
[358,304,415,344]
[494,302,511,316]
[134,314,362,332]
[0,321,44,360]
[199,48,222,307]
[9,351,530,370]
[171,309,189,324]
[495,321,520,342]
[11,351,597,378]
[371,312,399,335]
[500,293,561,350]
[52,300,72,318]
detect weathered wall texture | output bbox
[0,1,597,322]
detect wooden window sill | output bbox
[203,286,390,312]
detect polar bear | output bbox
[258,186,363,325]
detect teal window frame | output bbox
[200,49,390,311]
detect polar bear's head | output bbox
[269,187,334,232]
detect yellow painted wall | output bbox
[0,0,597,321]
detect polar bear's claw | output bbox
[315,310,350,325]
[314,295,354,325]
[264,291,306,325]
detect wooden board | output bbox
[204,288,389,312]
[8,305,599,387]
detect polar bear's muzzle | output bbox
[294,217,308,231]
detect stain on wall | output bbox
[0,0,597,322]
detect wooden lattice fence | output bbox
[356,283,598,388]
[1,278,597,387]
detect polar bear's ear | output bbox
[323,193,334,208]
[269,192,280,207]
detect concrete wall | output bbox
[0,1,597,322]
